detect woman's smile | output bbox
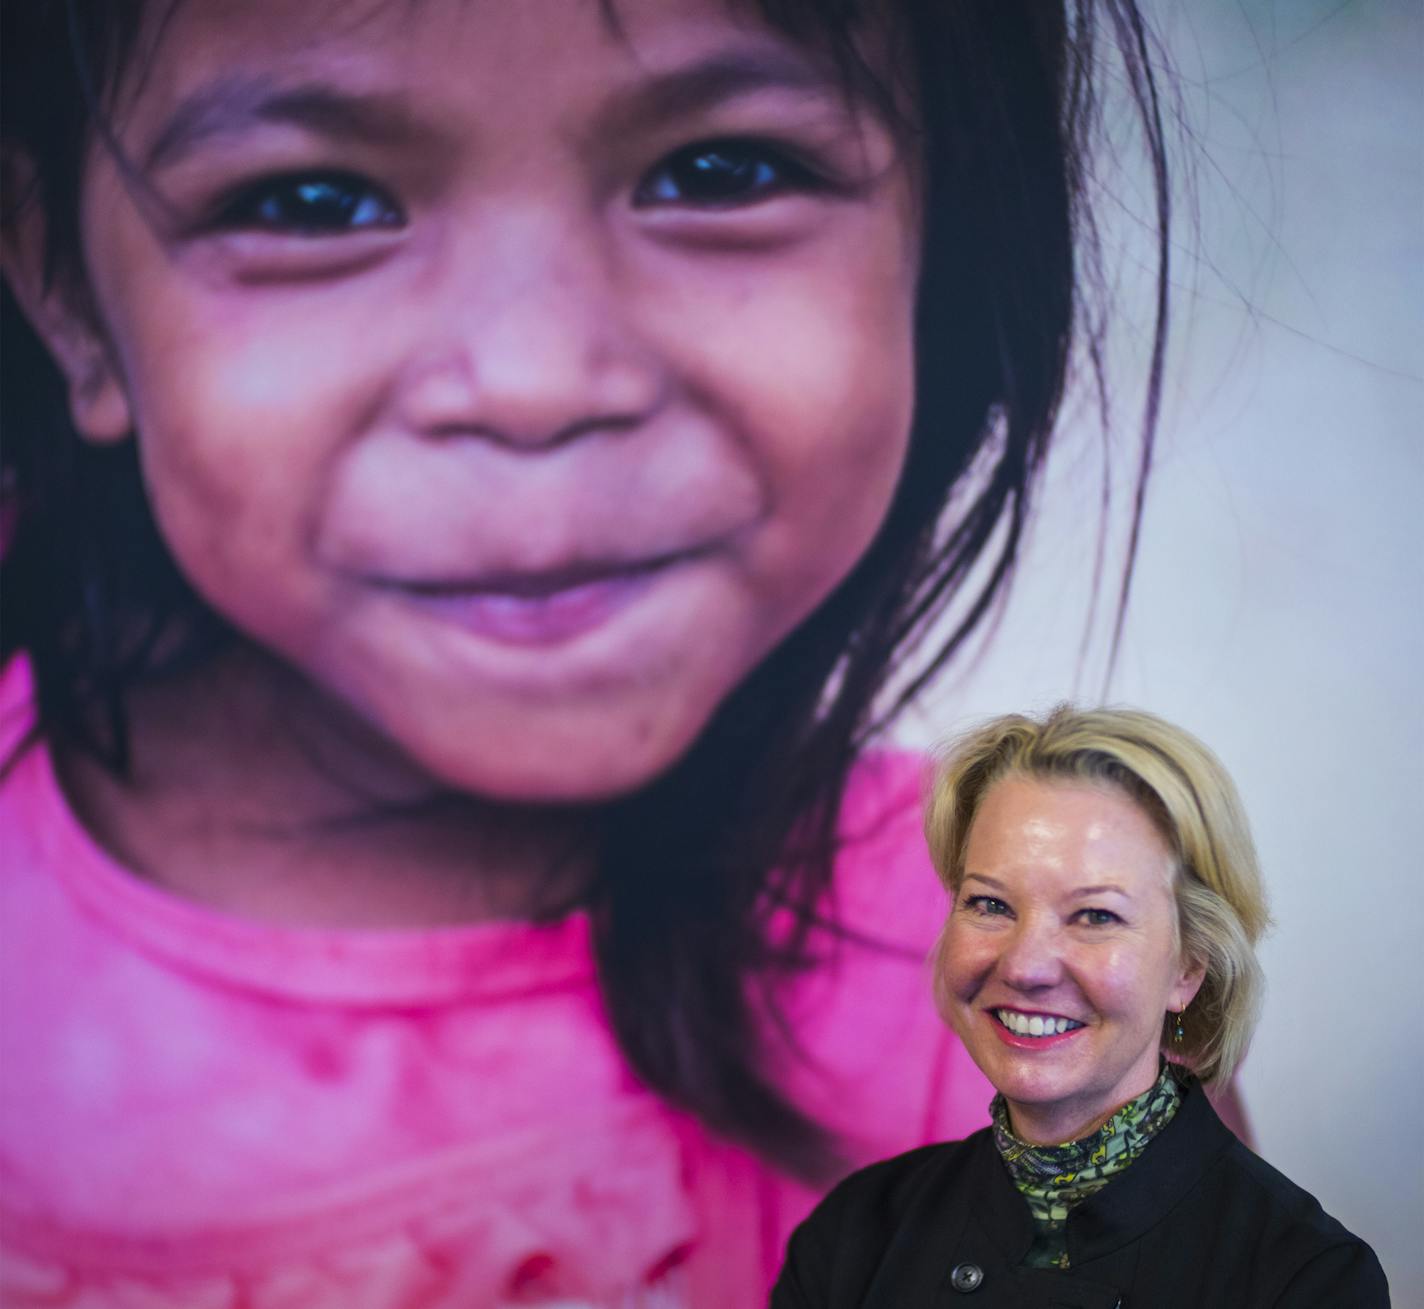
[990,1008,1087,1045]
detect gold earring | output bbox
[1171,1010,1185,1044]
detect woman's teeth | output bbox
[995,1009,1083,1037]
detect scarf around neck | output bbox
[989,1063,1184,1270]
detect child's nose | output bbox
[397,216,665,449]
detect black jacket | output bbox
[772,1080,1388,1308]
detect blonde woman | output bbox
[773,707,1388,1307]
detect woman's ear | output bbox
[1170,952,1208,1013]
[2,170,133,444]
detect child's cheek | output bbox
[134,326,339,516]
[638,206,919,586]
[742,280,914,577]
[92,285,375,634]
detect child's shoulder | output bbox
[0,656,62,875]
[775,748,991,1159]
[829,748,945,948]
[0,654,40,762]
[838,747,928,831]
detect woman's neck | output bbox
[54,646,598,928]
[1006,1064,1167,1147]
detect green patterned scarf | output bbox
[990,1064,1183,1270]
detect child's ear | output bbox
[2,167,133,445]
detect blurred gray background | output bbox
[900,1,1422,1299]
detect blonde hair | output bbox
[925,705,1270,1085]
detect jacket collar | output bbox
[1063,1076,1235,1264]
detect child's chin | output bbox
[412,722,698,806]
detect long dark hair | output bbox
[1,0,1172,1181]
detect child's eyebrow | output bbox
[140,74,427,172]
[599,47,869,133]
[137,46,880,175]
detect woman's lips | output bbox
[382,557,678,647]
[988,1008,1087,1050]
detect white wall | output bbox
[898,2,1423,1298]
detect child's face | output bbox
[54,0,920,800]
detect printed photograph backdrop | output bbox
[899,1,1421,1297]
[0,0,1417,1302]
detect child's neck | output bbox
[54,646,597,929]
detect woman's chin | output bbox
[1002,1096,1106,1145]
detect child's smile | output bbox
[55,0,921,801]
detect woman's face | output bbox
[20,0,919,801]
[939,777,1205,1144]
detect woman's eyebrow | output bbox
[140,74,427,171]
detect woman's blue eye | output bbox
[964,895,1010,917]
[1077,908,1120,927]
[216,173,402,234]
[636,140,813,206]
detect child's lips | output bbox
[379,553,690,647]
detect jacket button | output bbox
[949,1262,984,1293]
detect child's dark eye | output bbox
[635,140,818,207]
[213,172,403,235]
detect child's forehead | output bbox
[118,0,897,129]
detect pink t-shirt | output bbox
[0,663,991,1308]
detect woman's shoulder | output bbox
[817,1131,987,1219]
[1218,1133,1363,1230]
[786,1131,987,1265]
[772,1133,994,1308]
[1211,1135,1390,1295]
[1157,1088,1391,1304]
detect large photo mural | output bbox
[1,1,1416,1304]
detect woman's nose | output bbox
[396,214,666,449]
[995,918,1065,991]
